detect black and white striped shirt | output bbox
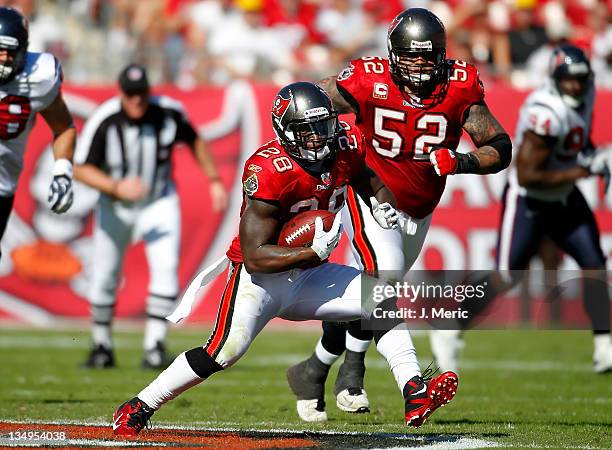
[75,95,198,201]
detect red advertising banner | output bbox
[1,82,611,324]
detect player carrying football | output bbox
[112,82,459,436]
[287,8,512,421]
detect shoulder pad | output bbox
[523,93,564,137]
[22,52,61,98]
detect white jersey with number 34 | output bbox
[0,51,62,196]
[511,84,595,201]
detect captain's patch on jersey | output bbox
[373,83,388,100]
[244,173,259,196]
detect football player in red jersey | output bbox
[112,82,459,437]
[287,8,513,421]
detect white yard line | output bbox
[0,335,593,372]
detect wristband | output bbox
[455,152,480,174]
[52,158,73,178]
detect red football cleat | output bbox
[112,397,154,437]
[404,371,458,427]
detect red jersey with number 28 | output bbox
[226,122,366,263]
[336,57,484,218]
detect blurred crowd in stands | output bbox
[4,0,612,89]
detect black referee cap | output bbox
[118,63,149,95]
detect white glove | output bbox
[578,149,612,193]
[48,159,74,214]
[397,211,417,236]
[370,196,399,229]
[311,213,342,260]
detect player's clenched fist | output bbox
[429,148,457,176]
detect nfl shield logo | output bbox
[321,172,331,186]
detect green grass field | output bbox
[1,325,611,449]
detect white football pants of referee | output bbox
[88,189,180,351]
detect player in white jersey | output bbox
[74,64,228,370]
[0,7,76,257]
[498,44,612,373]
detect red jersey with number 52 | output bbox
[226,123,366,263]
[336,57,484,218]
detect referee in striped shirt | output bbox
[74,64,228,369]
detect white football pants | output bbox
[88,190,180,317]
[203,262,388,368]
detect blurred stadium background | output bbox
[0,0,611,325]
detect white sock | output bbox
[346,332,371,353]
[315,339,340,366]
[376,323,420,393]
[92,323,112,348]
[138,352,203,410]
[594,334,611,356]
[144,317,169,351]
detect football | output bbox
[278,210,336,247]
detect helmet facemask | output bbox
[389,46,447,108]
[387,8,448,108]
[556,74,592,108]
[0,7,29,84]
[283,111,340,162]
[0,39,26,82]
[549,45,593,109]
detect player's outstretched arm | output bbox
[240,198,321,274]
[461,101,512,174]
[40,92,77,213]
[317,76,355,114]
[40,92,76,163]
[517,130,588,188]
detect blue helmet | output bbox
[549,44,593,108]
[0,7,28,84]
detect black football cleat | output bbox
[334,351,370,413]
[82,344,115,369]
[141,341,173,370]
[287,356,330,422]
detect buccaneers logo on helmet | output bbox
[272,93,292,120]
